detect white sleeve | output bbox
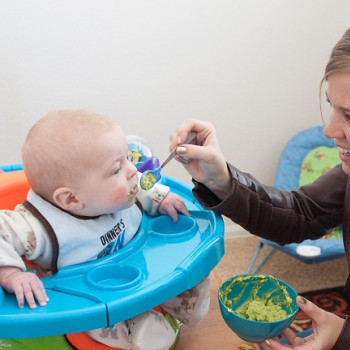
[0,205,49,271]
[137,172,170,216]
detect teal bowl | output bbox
[218,274,299,343]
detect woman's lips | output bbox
[338,146,350,162]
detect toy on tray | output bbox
[0,148,224,350]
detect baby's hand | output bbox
[0,266,49,309]
[158,192,190,222]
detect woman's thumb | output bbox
[176,143,209,161]
[296,295,322,322]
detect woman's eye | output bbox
[345,113,350,121]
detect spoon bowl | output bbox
[140,132,196,190]
[140,168,160,190]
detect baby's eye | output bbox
[113,168,120,175]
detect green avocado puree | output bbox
[219,275,293,322]
[239,345,253,350]
[141,171,157,190]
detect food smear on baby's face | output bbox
[219,275,293,322]
[140,171,157,190]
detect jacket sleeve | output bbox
[0,204,49,271]
[332,316,350,349]
[192,163,345,245]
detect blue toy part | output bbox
[137,156,161,180]
[126,135,154,168]
[0,175,225,339]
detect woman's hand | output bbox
[259,296,345,350]
[170,118,231,200]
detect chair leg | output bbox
[247,241,265,273]
[252,246,276,274]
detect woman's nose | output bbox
[323,111,344,139]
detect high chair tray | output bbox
[0,176,224,338]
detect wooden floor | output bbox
[175,270,259,350]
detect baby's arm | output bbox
[0,207,50,309]
[137,172,189,222]
[0,266,48,309]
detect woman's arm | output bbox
[193,163,345,245]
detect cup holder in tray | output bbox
[150,215,197,239]
[87,265,143,290]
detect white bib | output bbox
[27,190,142,269]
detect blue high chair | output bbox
[0,158,224,349]
[248,125,345,274]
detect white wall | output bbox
[1,0,350,186]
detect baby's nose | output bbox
[127,162,138,179]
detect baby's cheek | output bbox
[110,185,130,205]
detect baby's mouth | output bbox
[129,184,138,197]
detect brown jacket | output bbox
[192,163,350,349]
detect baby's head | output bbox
[22,110,139,216]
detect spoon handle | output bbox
[160,132,196,169]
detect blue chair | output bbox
[248,126,345,273]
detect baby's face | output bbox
[74,125,138,216]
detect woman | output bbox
[170,28,350,349]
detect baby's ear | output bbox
[53,187,83,211]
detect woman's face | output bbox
[323,71,350,175]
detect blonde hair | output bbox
[319,28,350,121]
[22,110,117,200]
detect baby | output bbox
[0,110,211,350]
